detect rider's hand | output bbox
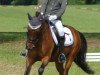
[38,12,44,20]
[40,12,44,16]
[49,15,57,21]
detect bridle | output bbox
[26,14,48,50]
[26,27,41,50]
[27,36,39,46]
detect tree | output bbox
[93,0,97,4]
[85,0,97,4]
[11,0,38,5]
[0,0,12,5]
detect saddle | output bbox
[49,23,74,46]
[33,15,74,47]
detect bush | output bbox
[68,0,76,5]
[11,0,37,5]
[0,0,100,5]
[0,0,13,5]
[68,0,86,5]
[32,0,38,5]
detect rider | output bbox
[40,0,67,62]
[21,0,67,62]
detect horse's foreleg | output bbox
[38,56,49,75]
[24,57,35,75]
[55,61,64,75]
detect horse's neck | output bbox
[42,22,51,39]
[41,22,54,47]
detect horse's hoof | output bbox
[58,53,66,63]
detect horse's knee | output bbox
[38,56,49,75]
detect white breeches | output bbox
[51,20,64,37]
[50,26,74,46]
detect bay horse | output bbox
[24,13,94,75]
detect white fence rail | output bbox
[86,53,100,62]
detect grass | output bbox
[0,5,100,75]
[0,5,100,32]
[0,41,26,75]
[0,39,100,75]
[0,6,35,32]
[0,32,26,43]
[63,5,100,32]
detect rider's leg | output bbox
[20,49,27,57]
[52,20,66,62]
[54,20,64,37]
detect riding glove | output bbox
[49,15,57,21]
[40,12,44,15]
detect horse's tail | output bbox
[74,32,94,74]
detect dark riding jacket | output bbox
[40,0,67,19]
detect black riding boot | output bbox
[58,36,66,63]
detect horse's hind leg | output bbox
[38,56,50,75]
[55,61,64,75]
[24,57,35,75]
[64,52,79,75]
[64,57,73,75]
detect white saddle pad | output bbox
[50,26,74,46]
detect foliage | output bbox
[0,0,38,5]
[85,0,97,4]
[0,0,13,5]
[0,0,100,5]
[11,0,37,5]
[68,0,100,4]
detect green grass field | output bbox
[0,5,100,32]
[0,40,100,75]
[0,41,100,75]
[0,5,100,75]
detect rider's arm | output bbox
[40,0,48,14]
[56,0,67,19]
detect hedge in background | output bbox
[11,0,38,5]
[0,0,100,5]
[0,0,38,5]
[68,0,99,5]
[0,0,13,5]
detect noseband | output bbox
[26,15,47,50]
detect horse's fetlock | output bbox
[38,67,44,73]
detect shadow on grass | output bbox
[0,32,100,43]
[0,32,26,43]
[84,32,100,39]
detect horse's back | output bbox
[65,25,81,51]
[50,25,81,62]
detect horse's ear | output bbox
[27,13,32,20]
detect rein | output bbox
[28,38,39,45]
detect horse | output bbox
[24,13,94,75]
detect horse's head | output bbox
[26,13,42,50]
